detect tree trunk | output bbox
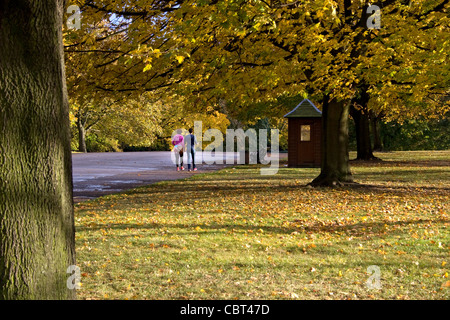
[370,112,383,151]
[0,0,76,299]
[76,116,87,153]
[309,98,353,187]
[350,105,378,160]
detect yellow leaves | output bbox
[152,48,162,58]
[333,16,341,25]
[175,55,185,64]
[252,22,262,31]
[316,10,325,19]
[271,291,299,299]
[82,34,96,46]
[73,153,449,300]
[143,64,152,72]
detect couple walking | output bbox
[172,128,197,171]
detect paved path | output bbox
[72,151,237,203]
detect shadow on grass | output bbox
[352,169,448,176]
[122,177,449,202]
[339,183,450,196]
[350,159,450,168]
[290,218,449,237]
[76,218,449,239]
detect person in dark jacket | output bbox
[185,128,198,171]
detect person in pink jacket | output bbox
[172,129,185,171]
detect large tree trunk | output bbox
[309,98,353,187]
[76,116,87,153]
[0,0,76,299]
[350,105,378,160]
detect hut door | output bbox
[298,124,314,164]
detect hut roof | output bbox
[283,99,322,118]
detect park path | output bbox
[72,151,237,203]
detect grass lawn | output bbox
[74,150,449,300]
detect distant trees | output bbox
[69,95,164,152]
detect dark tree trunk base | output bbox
[308,172,355,187]
[352,155,382,161]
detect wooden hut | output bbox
[284,99,322,167]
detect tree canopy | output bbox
[65,0,449,111]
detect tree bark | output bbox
[76,115,87,153]
[309,98,353,187]
[350,105,378,160]
[370,112,383,151]
[0,0,76,299]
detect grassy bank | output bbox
[74,150,449,300]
